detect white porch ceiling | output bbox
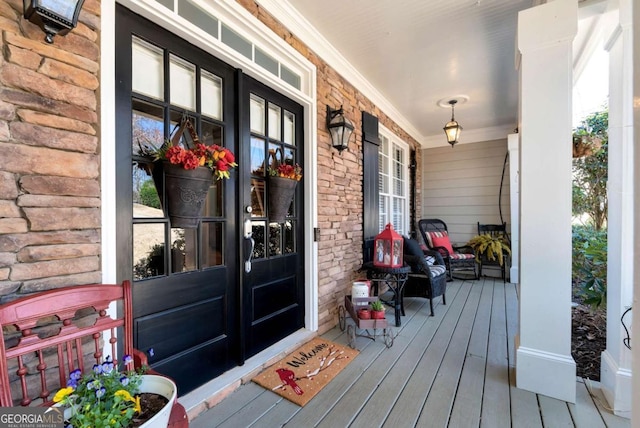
[261,0,603,148]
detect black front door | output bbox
[240,77,305,360]
[115,6,305,394]
[116,6,238,394]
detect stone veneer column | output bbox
[515,0,577,403]
[600,0,633,418]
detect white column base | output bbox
[600,350,632,418]
[516,342,576,403]
[509,266,519,284]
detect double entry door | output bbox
[115,5,305,394]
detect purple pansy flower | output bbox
[95,387,106,399]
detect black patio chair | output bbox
[402,237,448,316]
[418,218,477,281]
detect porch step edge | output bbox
[179,329,316,421]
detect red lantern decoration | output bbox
[373,223,403,268]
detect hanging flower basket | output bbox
[572,135,603,158]
[139,116,237,228]
[269,176,298,223]
[162,162,213,228]
[267,148,302,223]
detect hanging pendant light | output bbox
[443,100,463,147]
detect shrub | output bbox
[572,225,607,307]
[139,179,161,209]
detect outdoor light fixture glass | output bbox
[326,105,354,153]
[23,0,85,44]
[443,99,462,147]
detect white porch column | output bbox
[600,0,633,418]
[515,0,577,403]
[507,134,520,284]
[632,0,640,422]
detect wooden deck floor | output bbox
[190,278,630,428]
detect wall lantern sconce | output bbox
[326,105,354,153]
[443,99,463,147]
[23,0,85,44]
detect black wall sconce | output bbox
[326,105,354,153]
[23,0,85,44]
[443,99,463,147]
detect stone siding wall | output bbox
[0,0,102,302]
[237,0,423,334]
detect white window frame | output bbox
[378,126,410,236]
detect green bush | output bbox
[139,179,161,209]
[572,225,607,307]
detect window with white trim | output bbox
[378,130,409,235]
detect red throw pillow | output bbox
[431,234,454,255]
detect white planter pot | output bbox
[138,374,178,428]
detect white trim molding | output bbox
[255,0,424,145]
[601,350,632,419]
[516,345,578,403]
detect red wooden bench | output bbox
[0,280,188,427]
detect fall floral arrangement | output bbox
[269,163,302,181]
[157,140,237,180]
[53,355,143,428]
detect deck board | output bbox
[569,380,607,427]
[539,394,574,427]
[189,278,630,428]
[383,281,473,427]
[447,277,494,428]
[480,281,511,428]
[415,279,483,426]
[348,283,465,428]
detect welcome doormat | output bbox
[252,338,359,406]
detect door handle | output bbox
[243,219,254,273]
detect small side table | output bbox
[361,262,410,327]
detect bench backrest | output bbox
[0,281,133,406]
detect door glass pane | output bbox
[202,222,223,267]
[251,137,266,175]
[201,70,222,120]
[133,223,166,279]
[251,221,266,259]
[201,121,223,146]
[283,110,295,145]
[268,103,281,141]
[132,37,164,100]
[284,220,295,254]
[268,223,282,257]
[171,228,196,272]
[132,100,164,155]
[250,94,265,134]
[251,178,265,217]
[133,172,162,218]
[170,54,196,110]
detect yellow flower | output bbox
[132,396,141,413]
[114,389,133,402]
[53,387,74,403]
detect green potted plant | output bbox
[370,300,386,320]
[466,234,511,266]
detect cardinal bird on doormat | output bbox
[276,368,303,395]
